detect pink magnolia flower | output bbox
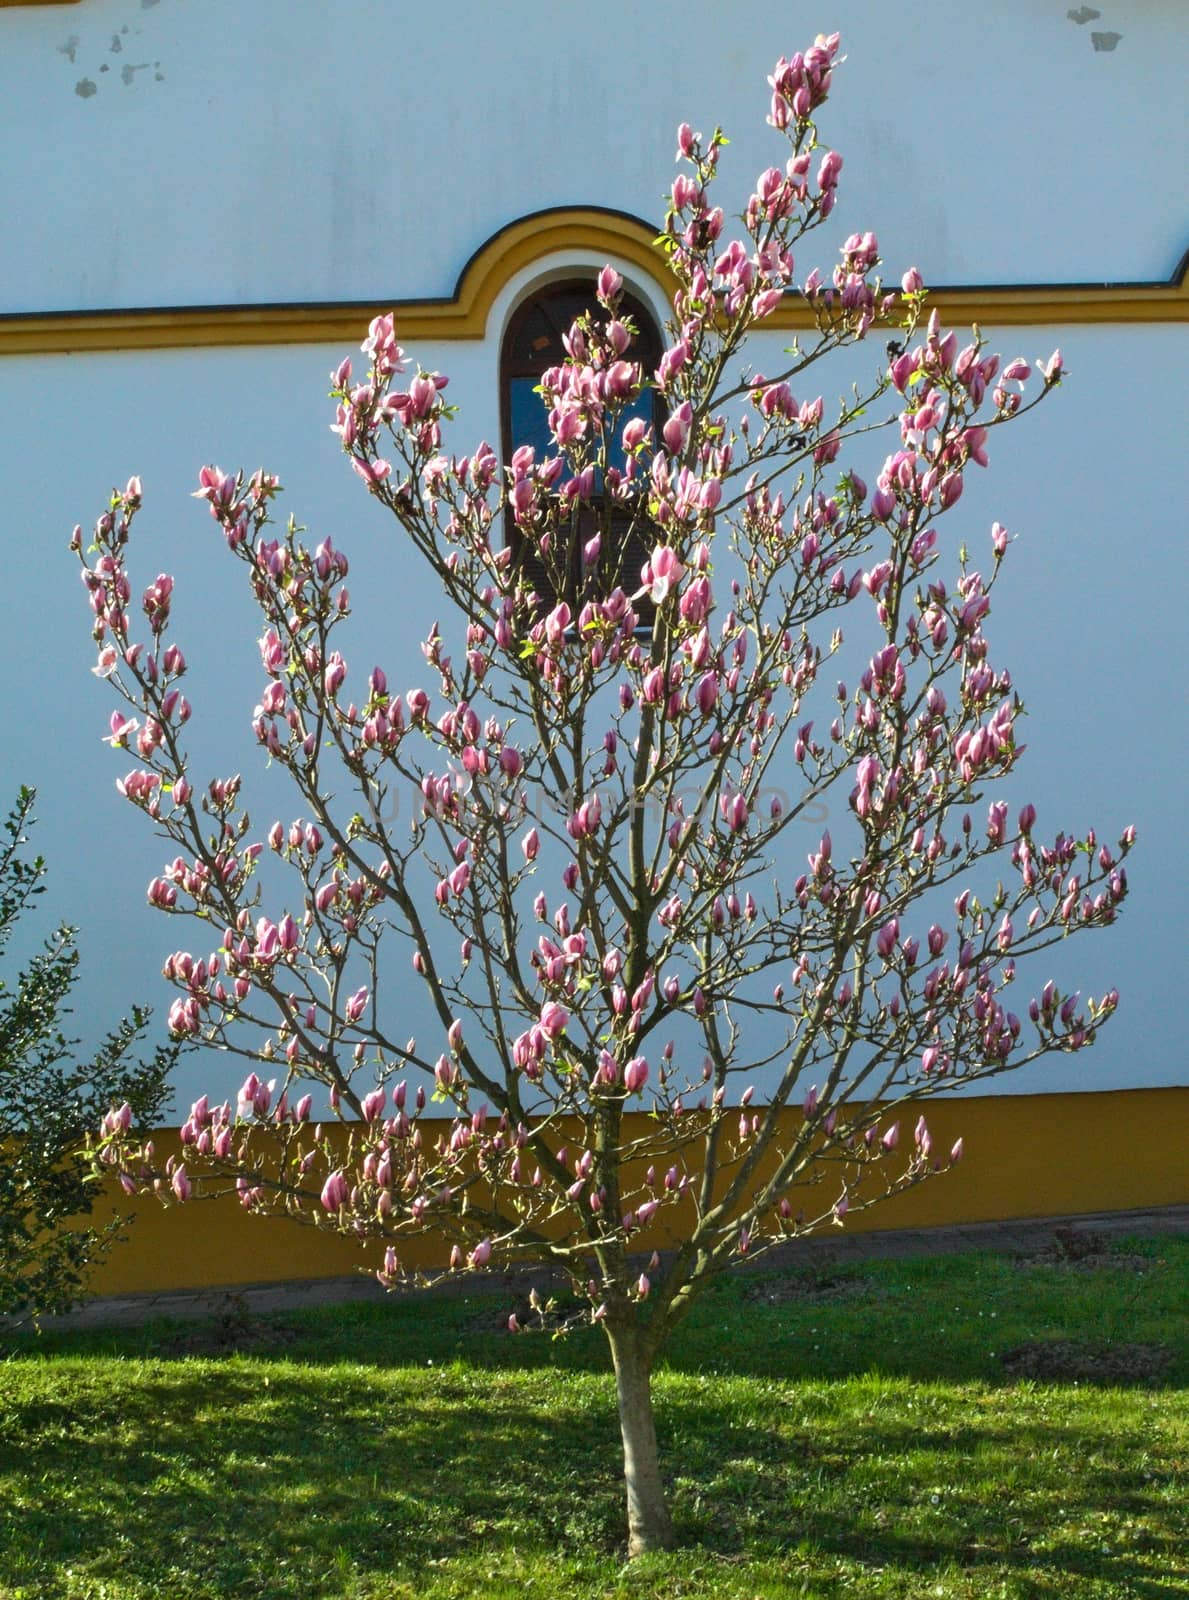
[641,544,686,605]
[719,791,749,833]
[103,711,138,748]
[597,265,622,304]
[538,1001,569,1040]
[624,1057,649,1093]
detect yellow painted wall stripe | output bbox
[82,1086,1187,1296]
[2,211,1186,357]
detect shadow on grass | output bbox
[1,1354,1184,1598]
[14,1238,1185,1389]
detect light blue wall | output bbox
[1,0,1184,1110]
[2,0,1185,312]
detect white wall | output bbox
[1,0,1185,1111]
[1,312,1184,1108]
[2,0,1185,312]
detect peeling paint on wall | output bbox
[1066,6,1122,54]
[54,0,168,100]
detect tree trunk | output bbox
[606,1320,674,1556]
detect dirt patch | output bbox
[1014,1228,1155,1274]
[159,1295,302,1356]
[999,1338,1173,1385]
[742,1273,881,1308]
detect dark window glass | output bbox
[500,278,663,618]
[508,377,556,467]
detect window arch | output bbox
[499,276,664,617]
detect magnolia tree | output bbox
[79,34,1131,1554]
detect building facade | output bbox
[1,0,1184,1292]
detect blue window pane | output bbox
[510,377,653,479]
[509,378,556,464]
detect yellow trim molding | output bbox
[2,210,1186,358]
[82,1086,1188,1297]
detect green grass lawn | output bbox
[1,1235,1185,1599]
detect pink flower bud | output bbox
[719,791,749,834]
[623,1057,649,1094]
[597,265,623,303]
[539,1001,569,1039]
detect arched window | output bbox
[499,277,664,617]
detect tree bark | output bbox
[606,1320,674,1556]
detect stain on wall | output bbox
[1066,5,1122,53]
[59,0,166,100]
